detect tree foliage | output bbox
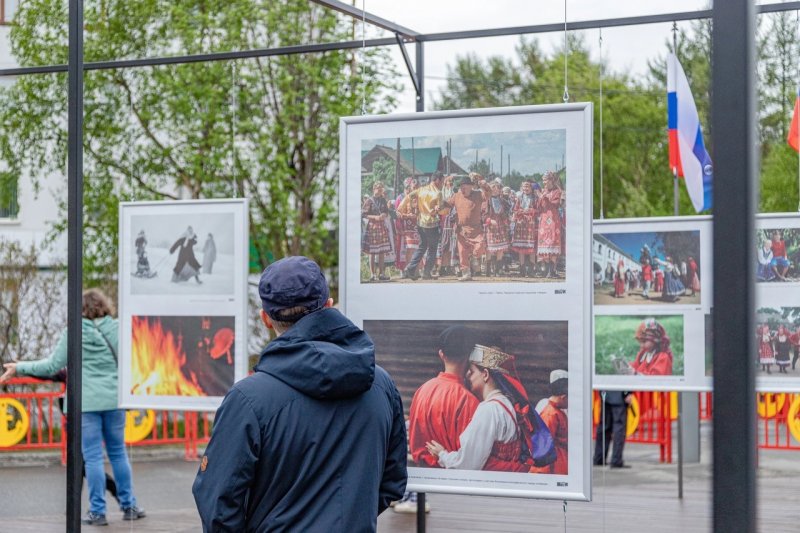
[0,0,398,284]
[436,18,800,218]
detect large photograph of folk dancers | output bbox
[755,307,800,376]
[595,315,684,376]
[593,230,701,305]
[130,212,235,295]
[364,320,569,475]
[130,315,235,398]
[359,129,567,283]
[756,228,800,283]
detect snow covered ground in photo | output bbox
[131,246,235,296]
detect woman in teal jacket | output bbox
[0,289,146,526]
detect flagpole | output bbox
[672,22,680,217]
[674,168,679,216]
[797,100,800,211]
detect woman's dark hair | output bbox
[82,289,115,319]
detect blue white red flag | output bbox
[667,53,713,213]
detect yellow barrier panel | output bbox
[0,398,30,447]
[125,409,156,443]
[757,393,786,419]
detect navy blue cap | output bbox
[258,256,330,320]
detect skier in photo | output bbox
[170,226,203,284]
[202,233,217,274]
[134,230,156,278]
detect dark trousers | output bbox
[593,402,627,466]
[406,226,441,274]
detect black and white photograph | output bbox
[130,212,235,295]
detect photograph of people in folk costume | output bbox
[754,307,800,376]
[756,228,800,283]
[595,315,684,376]
[129,212,235,296]
[359,129,567,283]
[364,320,569,475]
[593,230,701,305]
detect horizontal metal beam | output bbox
[0,37,397,77]
[1,2,799,78]
[309,0,419,39]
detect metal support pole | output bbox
[677,393,683,499]
[712,1,757,532]
[415,41,424,112]
[416,493,426,533]
[67,0,84,531]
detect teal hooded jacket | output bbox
[16,316,119,412]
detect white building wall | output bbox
[0,20,67,266]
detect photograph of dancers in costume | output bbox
[595,315,683,376]
[359,129,567,284]
[365,320,568,475]
[755,307,800,376]
[593,230,701,305]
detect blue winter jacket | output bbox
[192,308,407,532]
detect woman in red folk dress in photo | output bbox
[628,318,674,376]
[536,171,563,278]
[484,182,511,277]
[425,346,533,473]
[361,181,393,281]
[511,180,538,278]
[758,323,775,374]
[394,177,419,271]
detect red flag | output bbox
[789,88,800,152]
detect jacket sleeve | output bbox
[192,387,261,532]
[16,330,68,378]
[378,383,408,514]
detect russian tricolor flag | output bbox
[667,53,713,213]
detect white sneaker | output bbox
[392,494,431,514]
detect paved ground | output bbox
[594,287,702,306]
[1,426,798,532]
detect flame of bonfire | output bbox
[131,316,206,397]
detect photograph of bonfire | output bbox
[131,315,235,398]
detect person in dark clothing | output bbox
[192,256,407,532]
[169,226,203,284]
[593,390,633,468]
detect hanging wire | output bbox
[360,0,367,115]
[562,0,569,103]
[128,72,136,202]
[599,28,604,219]
[231,61,238,198]
[562,500,568,533]
[601,392,607,533]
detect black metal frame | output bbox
[33,0,778,530]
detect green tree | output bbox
[0,0,398,286]
[436,36,679,218]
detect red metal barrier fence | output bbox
[4,380,800,464]
[0,378,212,464]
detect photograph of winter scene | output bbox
[129,212,235,296]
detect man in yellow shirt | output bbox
[398,172,444,280]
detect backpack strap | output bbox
[92,320,117,363]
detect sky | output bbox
[366,129,565,176]
[351,0,718,111]
[599,231,664,261]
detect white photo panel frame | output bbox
[593,216,712,392]
[118,199,249,411]
[755,213,800,392]
[340,104,593,501]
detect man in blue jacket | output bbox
[192,256,407,532]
